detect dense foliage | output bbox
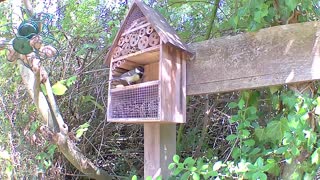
[0,0,320,179]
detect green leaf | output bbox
[265,119,289,143]
[228,102,238,109]
[244,139,255,147]
[131,175,138,180]
[255,157,264,167]
[181,171,190,179]
[249,148,261,155]
[275,147,288,154]
[291,146,300,156]
[254,11,262,23]
[52,81,68,96]
[168,163,175,170]
[81,95,104,112]
[66,76,77,87]
[201,164,209,170]
[76,122,90,138]
[47,145,57,156]
[246,106,257,115]
[173,167,183,175]
[232,147,241,159]
[285,0,298,11]
[263,159,280,176]
[184,157,195,166]
[226,134,237,141]
[241,129,250,138]
[156,176,162,180]
[192,172,200,180]
[188,167,197,172]
[254,128,265,142]
[238,98,245,109]
[252,172,267,180]
[311,147,320,164]
[173,155,180,163]
[146,176,152,180]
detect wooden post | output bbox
[144,123,176,179]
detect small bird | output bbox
[110,66,144,85]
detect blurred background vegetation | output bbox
[0,0,320,179]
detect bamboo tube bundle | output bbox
[146,25,154,35]
[118,37,125,46]
[124,34,131,43]
[113,46,122,58]
[116,60,123,67]
[130,33,139,47]
[121,43,131,56]
[129,47,138,54]
[139,27,146,37]
[138,36,149,50]
[148,32,160,47]
[112,22,160,59]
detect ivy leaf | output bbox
[52,81,68,96]
[265,119,289,143]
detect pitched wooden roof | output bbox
[105,0,193,65]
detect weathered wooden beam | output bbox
[187,21,320,95]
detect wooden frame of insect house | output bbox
[105,0,192,123]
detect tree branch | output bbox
[205,0,220,40]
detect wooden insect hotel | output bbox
[105,0,192,123]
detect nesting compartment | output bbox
[110,81,159,119]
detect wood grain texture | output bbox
[144,123,176,179]
[160,43,186,123]
[187,21,320,95]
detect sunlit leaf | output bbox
[173,155,180,163]
[52,81,68,95]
